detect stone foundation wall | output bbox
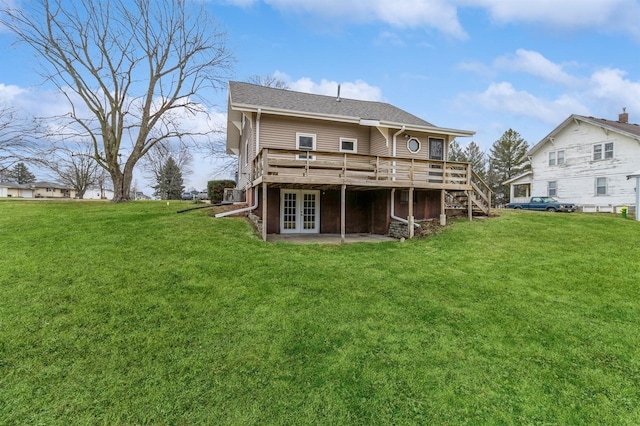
[388,222,408,239]
[248,212,263,236]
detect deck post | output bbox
[408,187,414,239]
[341,184,346,243]
[262,183,268,241]
[467,190,473,221]
[440,189,446,226]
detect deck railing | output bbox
[252,148,474,190]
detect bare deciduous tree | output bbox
[43,143,101,199]
[140,140,193,188]
[1,0,233,202]
[247,74,290,89]
[0,104,37,175]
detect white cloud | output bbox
[465,0,640,39]
[588,68,640,113]
[275,72,384,101]
[468,82,588,123]
[0,83,26,102]
[221,0,640,40]
[249,0,468,39]
[494,49,579,86]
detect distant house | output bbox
[506,110,640,212]
[31,181,76,199]
[0,182,34,198]
[219,81,491,241]
[83,187,114,200]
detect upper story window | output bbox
[296,132,316,160]
[407,138,421,153]
[549,150,565,166]
[429,137,444,160]
[593,142,613,161]
[339,138,357,153]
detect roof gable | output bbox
[529,114,640,156]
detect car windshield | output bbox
[541,197,558,203]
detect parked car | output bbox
[507,196,576,212]
[197,191,209,200]
[181,192,194,200]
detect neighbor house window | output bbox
[596,177,607,195]
[594,143,613,161]
[407,138,421,153]
[557,150,565,165]
[548,181,557,197]
[604,142,614,159]
[429,138,444,160]
[339,138,357,153]
[296,132,316,160]
[549,150,565,166]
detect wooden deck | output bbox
[252,148,475,191]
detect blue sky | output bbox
[2,0,640,192]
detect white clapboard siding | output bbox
[530,119,640,207]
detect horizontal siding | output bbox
[259,115,371,154]
[237,113,254,190]
[370,127,390,156]
[531,120,640,206]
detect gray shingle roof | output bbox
[578,115,640,137]
[229,81,435,127]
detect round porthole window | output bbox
[407,138,421,153]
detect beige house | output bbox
[0,182,34,198]
[219,82,491,241]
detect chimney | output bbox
[619,107,628,123]
[336,84,341,102]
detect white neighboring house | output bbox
[83,187,114,200]
[506,110,640,213]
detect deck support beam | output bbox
[262,183,267,241]
[440,189,446,226]
[467,190,473,221]
[341,184,346,243]
[408,187,414,239]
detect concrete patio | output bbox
[266,233,398,244]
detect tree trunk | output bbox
[111,168,133,202]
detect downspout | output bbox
[214,192,258,218]
[390,188,420,227]
[255,108,261,155]
[392,126,404,181]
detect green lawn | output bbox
[1,200,640,425]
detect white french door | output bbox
[280,190,320,233]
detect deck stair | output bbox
[446,171,492,216]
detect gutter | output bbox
[214,192,258,218]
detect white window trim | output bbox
[595,177,608,196]
[339,137,357,153]
[548,181,557,197]
[296,132,317,160]
[407,137,421,154]
[593,142,614,161]
[549,150,565,166]
[604,142,614,159]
